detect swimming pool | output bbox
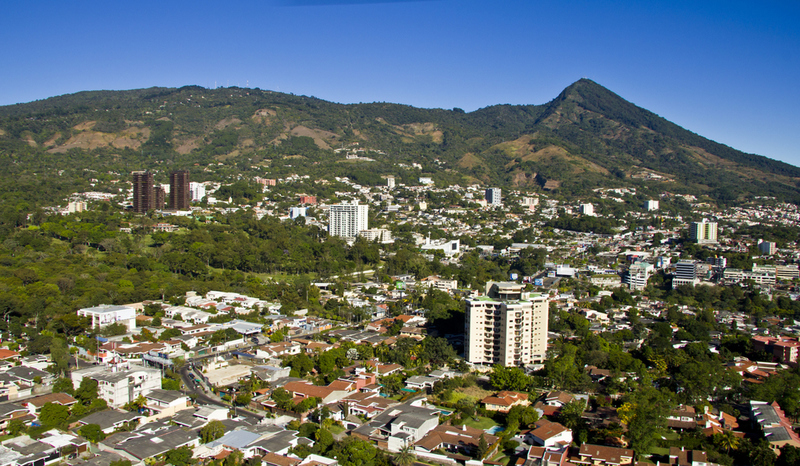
[485,426,505,435]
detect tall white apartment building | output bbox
[579,203,595,216]
[386,176,395,189]
[485,188,502,206]
[328,201,368,238]
[690,219,718,244]
[644,200,659,211]
[624,262,654,291]
[189,182,207,202]
[465,282,549,367]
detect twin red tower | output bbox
[131,170,190,213]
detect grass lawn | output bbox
[649,447,670,456]
[329,424,346,435]
[660,431,679,441]
[464,416,498,431]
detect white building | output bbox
[465,282,549,367]
[420,238,460,256]
[624,262,654,291]
[386,176,395,189]
[67,201,87,213]
[485,188,502,206]
[758,241,777,255]
[71,365,162,408]
[579,203,595,216]
[644,200,659,211]
[289,207,307,219]
[690,219,718,244]
[329,201,368,238]
[520,197,539,210]
[189,182,207,202]
[77,304,137,332]
[359,228,394,243]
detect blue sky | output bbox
[2,0,799,167]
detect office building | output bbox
[579,203,595,216]
[328,201,368,238]
[485,188,502,206]
[624,262,654,291]
[644,200,659,211]
[169,170,191,210]
[465,282,549,367]
[672,260,699,288]
[289,207,307,219]
[132,171,155,213]
[690,219,718,244]
[758,241,777,255]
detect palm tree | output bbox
[393,444,416,466]
[714,430,740,454]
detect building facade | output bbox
[169,170,191,210]
[132,171,155,213]
[672,260,699,288]
[328,201,368,238]
[690,219,718,244]
[77,304,137,332]
[485,188,501,206]
[465,282,549,367]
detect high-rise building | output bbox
[132,171,155,213]
[579,203,595,216]
[154,186,166,210]
[169,170,191,210]
[690,219,718,244]
[673,260,699,288]
[644,200,659,211]
[485,188,501,206]
[328,201,369,238]
[465,282,549,367]
[189,182,206,202]
[386,176,395,189]
[758,241,777,255]
[624,262,654,290]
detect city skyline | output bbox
[2,1,799,167]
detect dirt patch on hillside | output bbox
[73,121,97,131]
[176,137,202,154]
[215,117,241,130]
[48,127,150,153]
[44,133,60,147]
[251,109,276,124]
[393,122,443,143]
[290,125,337,150]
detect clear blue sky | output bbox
[3,0,799,167]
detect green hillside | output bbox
[0,79,798,214]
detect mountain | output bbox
[0,79,798,208]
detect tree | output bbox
[151,315,162,327]
[393,444,416,466]
[271,387,294,411]
[777,444,800,466]
[489,365,530,391]
[7,418,26,436]
[713,430,740,455]
[235,392,252,406]
[39,402,70,428]
[49,337,70,376]
[619,387,672,459]
[200,420,226,443]
[79,423,105,442]
[559,399,586,429]
[164,445,194,466]
[52,377,74,395]
[75,378,99,405]
[476,433,489,459]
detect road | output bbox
[178,364,264,423]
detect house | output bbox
[482,391,530,413]
[415,424,498,456]
[750,401,800,453]
[22,393,78,415]
[78,410,145,434]
[283,381,353,405]
[0,403,29,434]
[571,444,634,465]
[523,419,572,448]
[352,398,441,452]
[143,389,192,418]
[404,376,438,391]
[77,304,137,332]
[544,391,574,407]
[668,447,709,466]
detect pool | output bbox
[400,388,417,393]
[439,409,453,416]
[485,426,505,435]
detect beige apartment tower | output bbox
[465,282,549,367]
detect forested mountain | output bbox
[1,79,799,212]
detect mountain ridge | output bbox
[0,79,798,206]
